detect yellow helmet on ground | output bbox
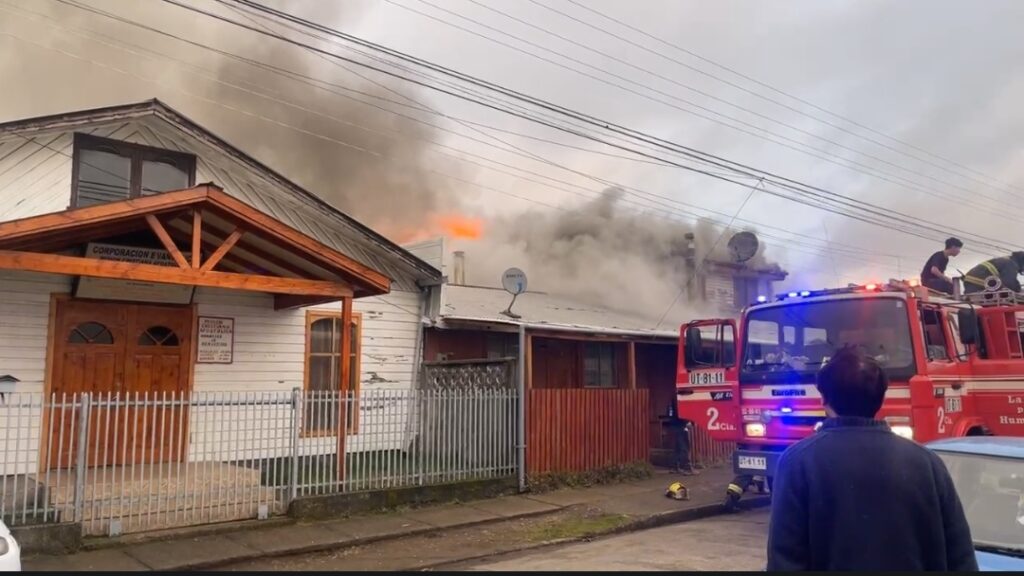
[665,481,689,501]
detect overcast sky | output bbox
[1,0,1022,303]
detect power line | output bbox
[0,0,851,274]
[167,0,1018,254]
[385,0,1024,221]
[12,0,822,257]
[557,0,1024,197]
[19,0,1011,258]
[656,178,763,329]
[5,1,835,265]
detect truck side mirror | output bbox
[957,309,979,345]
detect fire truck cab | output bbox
[677,281,1024,486]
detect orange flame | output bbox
[435,214,484,240]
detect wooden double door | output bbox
[49,298,194,467]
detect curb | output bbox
[150,496,771,571]
[149,505,568,572]
[420,496,772,571]
[80,517,296,552]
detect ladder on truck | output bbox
[959,289,1024,359]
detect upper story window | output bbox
[72,133,196,208]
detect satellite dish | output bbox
[727,232,759,263]
[500,268,527,319]
[501,268,528,295]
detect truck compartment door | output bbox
[677,319,742,442]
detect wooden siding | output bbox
[635,343,679,451]
[0,132,81,222]
[531,337,629,389]
[0,269,422,469]
[526,388,649,475]
[0,269,423,394]
[0,271,72,394]
[690,426,736,467]
[192,287,422,393]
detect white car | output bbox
[0,520,20,572]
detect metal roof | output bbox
[927,437,1024,460]
[439,284,679,339]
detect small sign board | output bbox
[501,268,528,295]
[196,316,234,364]
[75,243,195,305]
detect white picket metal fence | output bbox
[0,388,518,536]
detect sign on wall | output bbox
[75,243,195,304]
[196,316,234,364]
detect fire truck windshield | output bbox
[741,297,915,384]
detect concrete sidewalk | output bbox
[24,466,768,572]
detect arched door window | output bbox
[68,322,114,344]
[138,326,180,346]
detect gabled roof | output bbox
[439,284,678,339]
[0,184,389,301]
[0,99,441,285]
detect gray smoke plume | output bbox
[0,0,465,241]
[1,0,779,317]
[460,187,778,323]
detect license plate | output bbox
[738,455,767,470]
[688,369,726,386]
[945,396,962,413]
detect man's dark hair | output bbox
[945,237,963,249]
[816,347,888,418]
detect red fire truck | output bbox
[677,280,1024,500]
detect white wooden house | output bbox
[0,100,443,490]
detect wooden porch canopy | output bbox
[0,183,391,308]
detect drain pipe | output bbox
[517,323,527,493]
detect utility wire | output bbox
[215,0,1019,254]
[386,0,1024,220]
[558,0,1024,196]
[655,178,763,329]
[18,0,884,266]
[9,0,903,273]
[19,0,1011,255]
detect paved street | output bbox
[465,508,770,572]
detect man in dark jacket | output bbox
[767,347,977,571]
[963,251,1024,294]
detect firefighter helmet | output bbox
[665,481,689,501]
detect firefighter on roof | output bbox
[963,251,1024,294]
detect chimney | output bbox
[452,251,466,285]
[683,232,696,267]
[683,233,698,301]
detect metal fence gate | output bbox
[0,387,518,536]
